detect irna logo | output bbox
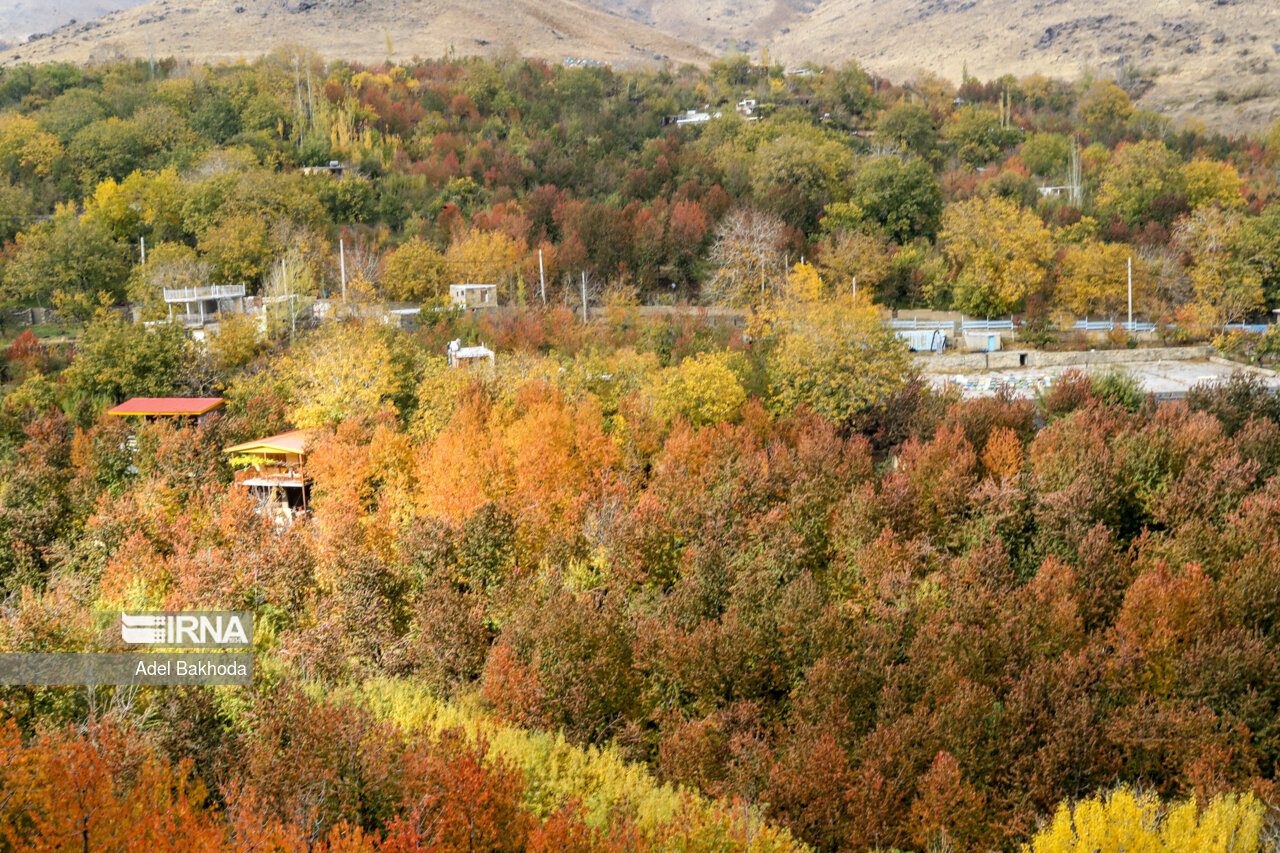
[120,612,252,648]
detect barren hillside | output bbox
[0,0,711,70]
[0,0,148,46]
[594,0,1280,131]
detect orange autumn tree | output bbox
[415,381,621,557]
[0,718,226,851]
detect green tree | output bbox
[847,156,943,242]
[1,205,130,308]
[874,102,938,159]
[1094,140,1185,227]
[1020,132,1070,177]
[125,242,211,318]
[0,175,34,244]
[1236,200,1280,306]
[61,312,191,405]
[1077,81,1134,145]
[198,212,272,289]
[749,133,855,230]
[826,61,876,117]
[944,105,1022,166]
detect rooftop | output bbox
[106,397,226,417]
[225,428,317,456]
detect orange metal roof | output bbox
[106,397,225,417]
[224,428,317,456]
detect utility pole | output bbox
[581,271,588,323]
[140,236,146,265]
[852,276,857,304]
[1127,256,1133,332]
[339,238,347,304]
[538,249,546,306]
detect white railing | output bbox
[888,318,952,330]
[163,284,246,303]
[961,318,1016,331]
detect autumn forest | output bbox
[1,49,1280,852]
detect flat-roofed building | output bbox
[163,284,247,327]
[449,283,498,309]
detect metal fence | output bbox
[887,318,952,331]
[1068,319,1157,332]
[961,318,1015,332]
[889,315,1275,337]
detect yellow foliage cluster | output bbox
[1183,158,1245,210]
[767,298,909,425]
[381,236,447,302]
[445,228,526,298]
[647,350,747,427]
[941,195,1055,316]
[83,169,185,240]
[1056,240,1152,319]
[1025,786,1266,853]
[1172,207,1264,326]
[0,112,63,178]
[279,320,407,427]
[357,679,805,850]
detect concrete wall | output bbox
[916,345,1217,375]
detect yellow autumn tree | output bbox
[941,195,1055,316]
[646,351,747,427]
[82,169,185,241]
[1183,158,1245,210]
[445,228,525,299]
[1055,241,1151,319]
[1172,206,1263,326]
[280,320,408,427]
[816,229,893,302]
[0,112,62,179]
[782,260,824,303]
[381,237,448,302]
[767,298,909,425]
[1024,786,1264,853]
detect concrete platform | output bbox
[926,358,1280,400]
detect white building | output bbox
[163,284,247,327]
[447,339,495,370]
[449,283,498,309]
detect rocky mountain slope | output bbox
[0,0,147,46]
[0,0,711,69]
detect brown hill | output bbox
[1,0,148,45]
[0,0,712,70]
[592,0,1280,131]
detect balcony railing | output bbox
[163,284,246,303]
[233,464,307,487]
